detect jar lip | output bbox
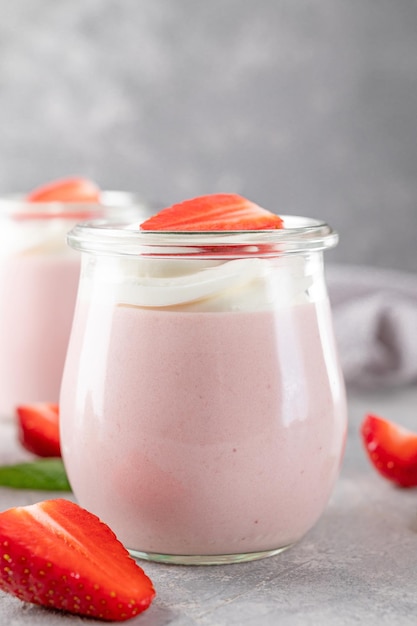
[0,191,152,219]
[67,215,339,257]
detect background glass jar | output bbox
[0,192,151,418]
[61,217,347,565]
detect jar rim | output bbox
[67,215,338,257]
[0,191,150,219]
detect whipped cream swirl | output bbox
[81,254,317,312]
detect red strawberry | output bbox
[361,413,417,487]
[27,177,100,204]
[140,193,284,231]
[16,404,61,458]
[0,499,155,621]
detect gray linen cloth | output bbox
[326,264,417,390]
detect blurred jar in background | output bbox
[0,180,151,418]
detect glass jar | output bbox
[61,216,347,565]
[0,192,150,418]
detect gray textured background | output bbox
[1,1,416,271]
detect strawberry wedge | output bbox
[361,413,417,488]
[140,193,283,231]
[16,404,61,458]
[0,499,155,621]
[27,177,100,204]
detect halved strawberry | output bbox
[26,177,100,204]
[361,413,417,487]
[0,499,155,621]
[140,193,284,231]
[16,404,61,458]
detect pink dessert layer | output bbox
[61,298,346,557]
[0,254,80,416]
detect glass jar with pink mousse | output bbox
[0,188,149,419]
[60,215,347,564]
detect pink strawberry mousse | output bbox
[60,234,347,562]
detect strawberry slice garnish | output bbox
[16,404,61,458]
[0,499,155,621]
[361,413,417,488]
[140,193,284,231]
[27,177,100,204]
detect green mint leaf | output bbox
[0,459,71,491]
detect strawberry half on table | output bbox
[26,177,101,204]
[361,413,417,488]
[16,404,61,458]
[140,193,284,231]
[0,499,155,621]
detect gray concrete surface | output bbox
[1,386,417,625]
[1,1,417,272]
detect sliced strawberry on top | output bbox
[27,177,101,204]
[140,193,284,231]
[361,413,417,488]
[0,498,155,621]
[16,404,61,458]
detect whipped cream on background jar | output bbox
[0,192,150,418]
[60,217,347,565]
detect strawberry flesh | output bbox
[140,193,284,231]
[27,177,101,204]
[16,404,61,458]
[361,413,417,487]
[0,499,155,621]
